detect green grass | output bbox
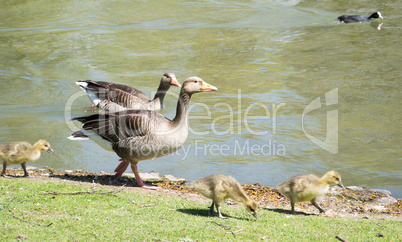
[0,178,400,241]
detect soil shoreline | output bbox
[2,166,401,221]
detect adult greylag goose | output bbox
[277,170,344,214]
[69,77,217,189]
[193,174,258,219]
[76,72,180,111]
[0,140,54,177]
[338,12,383,23]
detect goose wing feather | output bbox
[278,175,314,195]
[72,110,165,144]
[84,81,149,101]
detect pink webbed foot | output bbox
[139,183,161,190]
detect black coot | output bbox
[338,12,383,23]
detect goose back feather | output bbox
[77,73,180,111]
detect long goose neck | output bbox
[231,183,249,203]
[29,143,41,156]
[172,90,191,126]
[151,83,170,108]
[318,174,330,187]
[32,142,42,152]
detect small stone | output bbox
[376,232,385,237]
[372,205,385,211]
[165,174,186,184]
[346,186,365,192]
[123,173,135,178]
[16,234,26,240]
[371,196,398,206]
[369,189,392,197]
[139,172,165,183]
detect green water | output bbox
[0,0,401,197]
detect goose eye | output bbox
[194,80,198,83]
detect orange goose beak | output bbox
[170,77,181,87]
[201,81,218,92]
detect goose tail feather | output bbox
[76,80,101,106]
[67,130,90,140]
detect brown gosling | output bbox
[0,140,54,177]
[277,170,345,214]
[192,174,258,219]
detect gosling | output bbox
[277,170,344,214]
[0,140,54,177]
[192,174,258,219]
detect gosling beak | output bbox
[47,147,54,154]
[338,181,345,189]
[201,81,218,92]
[170,77,181,87]
[252,212,258,219]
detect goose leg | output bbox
[21,162,29,177]
[114,159,130,178]
[311,198,325,214]
[130,163,160,190]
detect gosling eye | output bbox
[44,144,48,147]
[194,80,198,83]
[334,176,339,181]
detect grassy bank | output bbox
[0,178,400,241]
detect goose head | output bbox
[181,77,218,94]
[161,73,181,87]
[244,200,258,219]
[323,170,344,188]
[34,139,54,153]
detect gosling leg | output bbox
[216,203,228,219]
[1,163,7,176]
[21,162,29,177]
[311,198,325,214]
[208,201,217,216]
[290,201,296,214]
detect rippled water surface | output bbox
[1,0,401,197]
